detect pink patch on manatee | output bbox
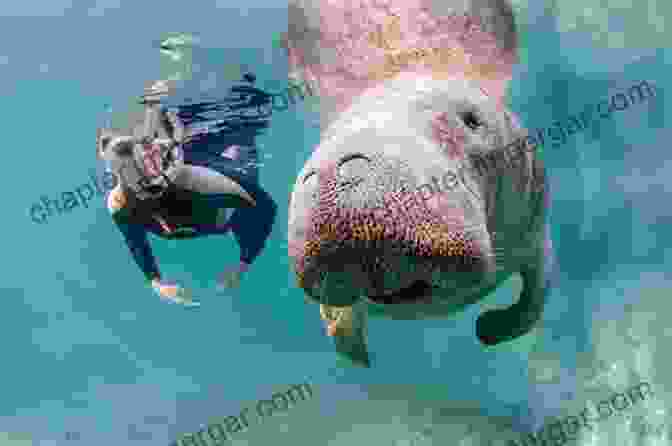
[431,111,467,159]
[426,193,466,230]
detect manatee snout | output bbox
[290,153,491,307]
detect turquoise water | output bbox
[2,1,671,445]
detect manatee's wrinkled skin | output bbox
[286,0,551,367]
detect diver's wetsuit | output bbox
[110,77,277,282]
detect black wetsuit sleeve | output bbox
[112,211,161,282]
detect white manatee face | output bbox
[288,74,530,308]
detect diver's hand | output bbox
[151,278,200,307]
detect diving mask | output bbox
[122,138,184,200]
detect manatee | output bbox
[285,0,552,367]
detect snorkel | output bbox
[102,134,183,201]
[108,84,183,202]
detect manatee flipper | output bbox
[475,259,547,346]
[476,159,550,345]
[173,165,257,207]
[325,301,371,368]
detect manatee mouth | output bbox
[303,276,436,307]
[299,248,487,307]
[295,165,489,307]
[367,279,434,304]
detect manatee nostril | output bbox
[459,110,483,131]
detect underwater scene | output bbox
[1,0,671,444]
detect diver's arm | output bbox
[111,212,162,283]
[112,212,197,304]
[158,105,185,143]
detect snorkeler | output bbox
[98,74,277,306]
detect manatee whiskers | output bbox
[299,218,482,262]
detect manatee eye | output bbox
[337,153,371,167]
[460,111,483,131]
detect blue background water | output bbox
[1,1,669,445]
